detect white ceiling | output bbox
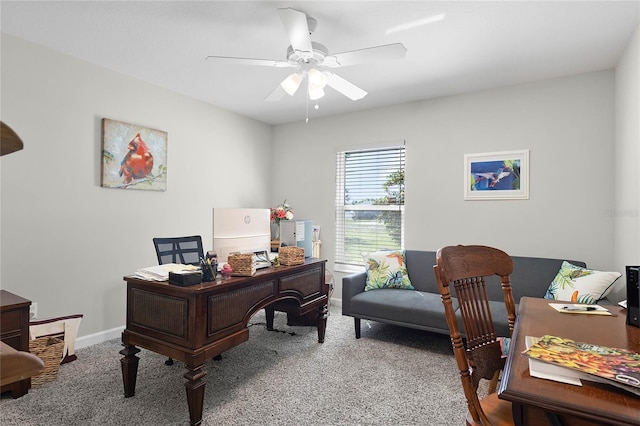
[1,1,638,125]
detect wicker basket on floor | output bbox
[228,253,256,276]
[29,336,64,386]
[279,246,305,266]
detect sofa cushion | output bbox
[364,250,414,291]
[544,261,621,304]
[484,256,587,302]
[404,250,439,293]
[350,289,456,332]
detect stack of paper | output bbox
[548,303,612,315]
[134,263,198,281]
[526,336,584,386]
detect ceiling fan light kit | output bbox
[308,86,325,101]
[307,68,327,88]
[281,73,303,96]
[206,7,407,121]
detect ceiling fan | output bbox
[206,8,407,103]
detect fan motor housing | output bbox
[286,41,328,65]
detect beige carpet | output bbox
[1,305,468,425]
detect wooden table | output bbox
[120,258,327,426]
[0,290,33,398]
[499,296,640,426]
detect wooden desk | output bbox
[120,258,327,426]
[0,290,33,398]
[499,297,640,426]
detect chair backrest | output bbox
[433,245,516,425]
[153,236,204,266]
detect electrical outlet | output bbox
[30,302,37,320]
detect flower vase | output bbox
[271,223,280,241]
[270,223,281,252]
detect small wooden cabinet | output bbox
[0,290,32,398]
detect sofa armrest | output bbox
[342,271,367,316]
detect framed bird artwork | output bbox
[101,118,167,191]
[464,149,529,200]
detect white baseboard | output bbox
[75,325,124,350]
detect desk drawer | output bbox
[1,310,22,335]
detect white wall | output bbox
[273,70,619,301]
[2,27,637,342]
[0,35,272,339]
[613,25,640,301]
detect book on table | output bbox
[523,334,640,396]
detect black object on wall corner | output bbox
[626,266,639,328]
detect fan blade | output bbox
[265,84,286,102]
[327,43,407,68]
[325,73,367,100]
[277,8,312,53]
[205,56,290,68]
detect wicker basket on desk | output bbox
[29,336,64,386]
[228,253,256,276]
[279,246,305,266]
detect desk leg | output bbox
[119,344,141,398]
[265,307,275,331]
[184,365,207,426]
[511,402,524,426]
[317,303,328,343]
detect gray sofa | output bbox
[342,250,586,338]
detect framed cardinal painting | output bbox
[101,118,167,191]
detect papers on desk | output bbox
[134,263,199,281]
[524,335,640,396]
[548,303,612,315]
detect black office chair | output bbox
[152,236,204,365]
[153,236,204,266]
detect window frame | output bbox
[334,141,405,271]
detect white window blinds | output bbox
[335,143,405,267]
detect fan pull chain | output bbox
[305,91,309,123]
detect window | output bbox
[335,142,405,268]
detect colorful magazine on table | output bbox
[523,335,640,395]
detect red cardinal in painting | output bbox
[119,133,154,183]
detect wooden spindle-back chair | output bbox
[434,245,516,426]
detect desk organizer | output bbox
[29,336,64,386]
[279,246,305,266]
[168,271,202,287]
[228,253,256,276]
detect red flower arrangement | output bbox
[270,200,294,225]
